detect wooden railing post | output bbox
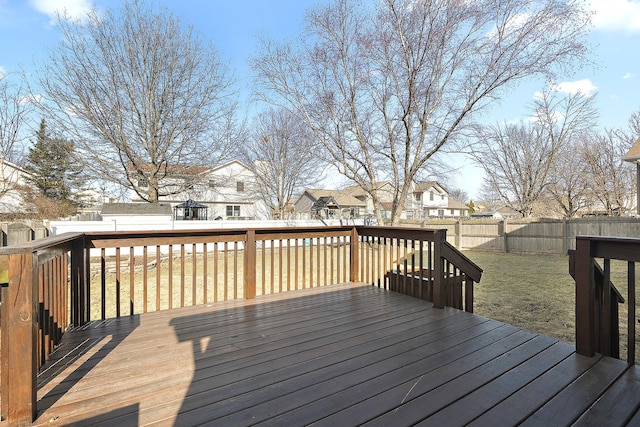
[433,229,445,309]
[71,236,86,325]
[575,237,595,356]
[1,255,8,422]
[350,227,359,282]
[244,229,256,299]
[5,251,38,425]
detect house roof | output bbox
[174,199,207,209]
[102,203,173,216]
[127,162,210,176]
[209,160,252,174]
[0,158,31,176]
[379,202,394,211]
[342,180,449,196]
[447,199,468,210]
[305,189,366,207]
[341,181,392,197]
[311,196,340,212]
[623,137,640,162]
[414,181,448,193]
[126,159,253,177]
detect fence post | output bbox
[5,251,38,425]
[455,219,462,249]
[350,227,359,282]
[575,237,595,356]
[244,229,256,299]
[432,229,445,308]
[562,218,568,254]
[7,223,34,246]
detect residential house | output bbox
[294,189,367,220]
[410,181,469,219]
[470,211,503,219]
[0,159,32,214]
[341,182,397,219]
[130,160,269,220]
[339,180,469,220]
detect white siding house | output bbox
[130,160,269,220]
[410,182,469,219]
[0,159,32,214]
[312,180,469,220]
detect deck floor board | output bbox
[32,282,640,426]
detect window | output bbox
[226,205,240,217]
[415,192,421,201]
[137,178,148,188]
[438,209,444,219]
[450,209,455,215]
[441,194,445,201]
[236,181,244,192]
[429,191,434,201]
[208,179,216,188]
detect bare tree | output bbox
[245,108,321,219]
[581,129,635,215]
[546,140,590,217]
[628,110,640,140]
[37,0,238,202]
[0,72,32,201]
[447,187,468,204]
[473,91,597,217]
[252,0,592,224]
[0,73,30,160]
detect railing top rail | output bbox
[576,235,640,263]
[83,225,356,239]
[441,241,483,282]
[568,249,624,303]
[356,226,445,240]
[576,235,640,243]
[0,225,453,255]
[0,231,84,255]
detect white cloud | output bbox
[19,93,43,105]
[0,66,6,79]
[550,79,598,96]
[622,72,636,79]
[30,0,93,23]
[588,0,640,32]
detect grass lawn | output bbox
[464,251,577,344]
[465,250,637,361]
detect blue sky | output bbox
[1,0,640,199]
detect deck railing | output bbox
[0,225,481,425]
[573,236,639,364]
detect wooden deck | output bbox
[32,282,640,426]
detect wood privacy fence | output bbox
[0,226,482,425]
[415,217,640,254]
[0,222,49,247]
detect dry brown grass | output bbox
[465,250,638,361]
[89,244,354,319]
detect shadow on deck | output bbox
[34,283,640,426]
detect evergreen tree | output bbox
[25,119,82,202]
